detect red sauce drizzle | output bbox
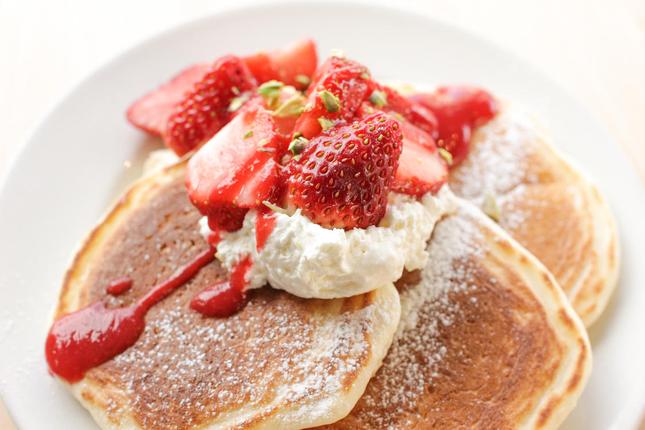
[207,229,222,248]
[410,86,497,165]
[105,277,133,296]
[45,247,214,383]
[190,256,252,318]
[255,210,276,252]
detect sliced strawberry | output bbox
[126,63,210,136]
[186,103,283,232]
[287,112,403,230]
[293,56,373,139]
[257,85,305,139]
[242,53,274,86]
[409,86,497,165]
[244,39,318,90]
[368,84,438,137]
[165,55,257,156]
[393,119,448,196]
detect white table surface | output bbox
[1,0,644,428]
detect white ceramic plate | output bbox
[1,3,644,429]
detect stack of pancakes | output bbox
[52,103,617,429]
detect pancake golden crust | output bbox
[56,162,401,430]
[320,200,591,430]
[448,106,619,326]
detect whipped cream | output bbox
[206,188,456,299]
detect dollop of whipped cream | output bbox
[202,187,456,299]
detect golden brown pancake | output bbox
[54,157,591,429]
[321,199,591,430]
[54,162,401,430]
[448,106,619,326]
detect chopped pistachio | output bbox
[228,92,251,112]
[256,81,283,108]
[438,148,453,166]
[263,200,289,214]
[257,80,284,95]
[257,147,275,153]
[392,112,405,122]
[243,130,254,139]
[360,72,370,80]
[257,138,270,147]
[318,90,340,113]
[295,74,311,87]
[362,104,375,115]
[482,191,501,222]
[288,136,309,159]
[318,117,334,131]
[273,94,306,118]
[369,90,388,108]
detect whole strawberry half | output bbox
[187,101,285,232]
[243,39,318,90]
[409,86,497,165]
[293,56,373,139]
[287,112,403,229]
[126,63,210,137]
[165,55,257,156]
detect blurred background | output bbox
[0,0,643,180]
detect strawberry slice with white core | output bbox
[409,86,498,165]
[393,119,448,197]
[126,63,210,136]
[186,103,284,232]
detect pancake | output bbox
[54,161,401,430]
[321,198,591,429]
[448,106,619,326]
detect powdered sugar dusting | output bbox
[352,209,483,429]
[102,288,393,429]
[453,107,540,201]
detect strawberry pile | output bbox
[126,39,497,234]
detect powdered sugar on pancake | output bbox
[454,107,540,200]
[351,208,483,429]
[105,285,399,429]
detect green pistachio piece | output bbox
[369,90,388,108]
[318,90,340,113]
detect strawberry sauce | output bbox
[255,210,276,251]
[207,230,222,248]
[190,256,252,318]
[105,277,133,296]
[45,248,214,383]
[410,86,497,165]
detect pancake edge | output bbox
[458,199,593,429]
[52,161,402,430]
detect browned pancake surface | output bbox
[321,204,589,429]
[448,108,618,326]
[57,164,397,430]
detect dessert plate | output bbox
[0,2,643,429]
